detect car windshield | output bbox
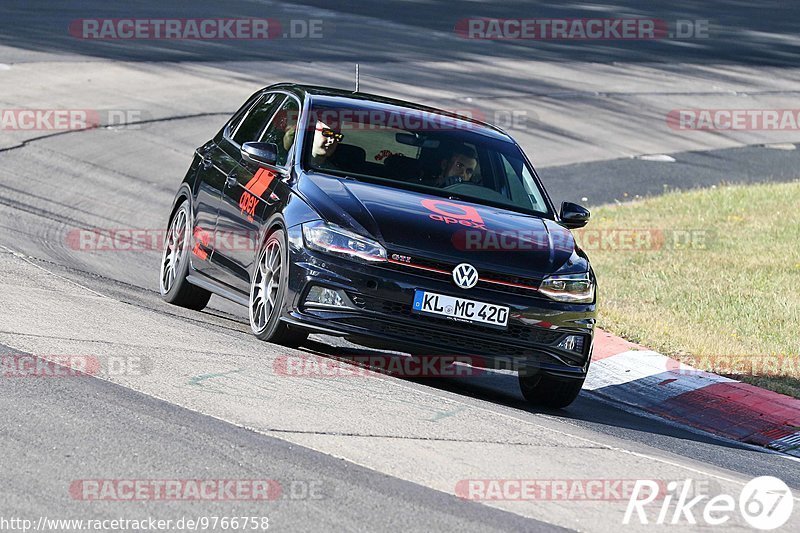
[302,100,552,217]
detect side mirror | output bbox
[241,142,280,168]
[559,201,590,229]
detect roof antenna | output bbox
[354,63,360,92]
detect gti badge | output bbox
[452,263,478,289]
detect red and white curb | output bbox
[587,329,800,457]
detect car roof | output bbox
[264,82,514,142]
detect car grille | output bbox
[383,254,543,296]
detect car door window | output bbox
[224,93,260,139]
[499,153,547,213]
[231,93,281,146]
[259,97,300,167]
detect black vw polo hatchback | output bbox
[159,83,596,407]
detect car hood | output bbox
[299,173,585,278]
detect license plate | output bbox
[412,290,509,328]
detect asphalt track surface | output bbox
[1,1,799,532]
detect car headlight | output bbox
[302,221,387,263]
[539,272,594,303]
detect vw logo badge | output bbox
[452,263,478,289]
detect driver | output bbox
[436,144,478,187]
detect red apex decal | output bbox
[239,168,276,220]
[244,168,276,197]
[420,199,487,229]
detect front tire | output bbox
[519,372,584,408]
[249,228,307,346]
[159,199,212,311]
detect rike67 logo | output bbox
[625,476,793,529]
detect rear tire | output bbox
[159,199,212,311]
[519,372,584,408]
[249,228,308,347]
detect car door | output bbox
[188,92,272,275]
[191,139,245,276]
[213,93,300,292]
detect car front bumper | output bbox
[284,226,596,379]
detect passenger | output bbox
[282,124,295,153]
[276,108,299,164]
